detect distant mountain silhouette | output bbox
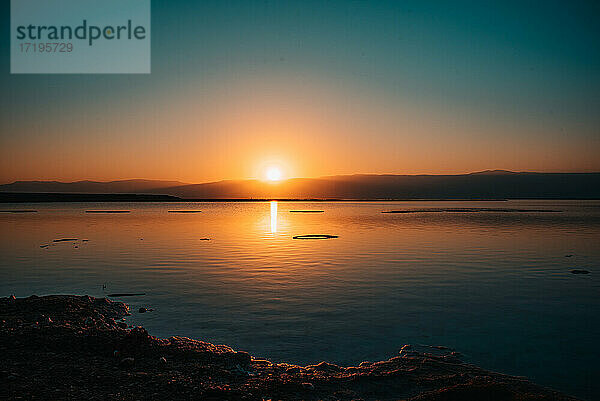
[0,193,182,203]
[0,179,188,194]
[1,172,599,200]
[468,169,519,175]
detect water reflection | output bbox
[1,201,599,399]
[270,201,277,233]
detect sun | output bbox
[266,166,283,181]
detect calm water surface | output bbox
[1,200,599,399]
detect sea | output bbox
[1,200,598,399]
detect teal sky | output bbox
[1,1,599,183]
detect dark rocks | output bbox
[302,382,315,390]
[117,322,128,329]
[250,358,272,368]
[138,307,147,313]
[286,366,301,374]
[232,364,250,376]
[306,361,341,372]
[119,357,135,368]
[443,352,463,363]
[126,327,150,343]
[0,295,578,401]
[571,269,590,274]
[400,344,412,353]
[233,351,251,365]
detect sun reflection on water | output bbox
[270,201,277,233]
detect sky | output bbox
[1,0,599,183]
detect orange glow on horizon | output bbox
[1,75,599,185]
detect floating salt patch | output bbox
[85,210,131,213]
[382,208,562,214]
[293,234,338,239]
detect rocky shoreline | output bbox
[1,295,577,400]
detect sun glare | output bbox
[266,166,283,181]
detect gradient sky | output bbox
[1,0,599,183]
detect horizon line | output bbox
[4,169,600,186]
